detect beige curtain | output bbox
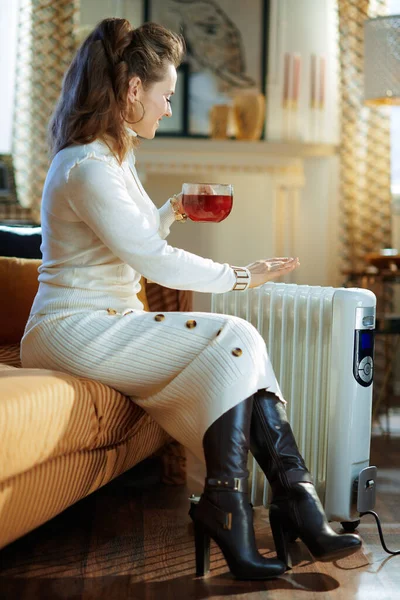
[12,0,80,224]
[338,0,392,273]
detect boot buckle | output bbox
[189,494,201,504]
[233,478,242,492]
[223,513,233,530]
[205,477,246,492]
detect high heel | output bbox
[193,521,211,576]
[272,482,361,564]
[250,390,362,567]
[269,504,292,569]
[191,397,286,580]
[269,492,361,566]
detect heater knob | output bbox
[358,356,373,383]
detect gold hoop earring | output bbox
[124,99,145,125]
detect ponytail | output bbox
[49,18,184,162]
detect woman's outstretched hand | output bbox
[246,257,300,288]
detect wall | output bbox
[80,0,142,28]
[266,0,340,145]
[296,155,341,286]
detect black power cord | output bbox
[360,510,400,555]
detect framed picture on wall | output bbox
[143,0,269,137]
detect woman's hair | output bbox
[49,18,185,162]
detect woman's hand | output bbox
[170,192,185,216]
[246,257,300,288]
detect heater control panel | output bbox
[353,307,375,387]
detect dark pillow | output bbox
[0,225,42,258]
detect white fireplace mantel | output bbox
[136,138,338,186]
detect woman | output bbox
[21,18,361,580]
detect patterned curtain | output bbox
[338,0,392,421]
[12,0,80,223]
[338,0,391,272]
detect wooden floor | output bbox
[1,428,400,599]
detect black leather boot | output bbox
[189,397,286,580]
[250,390,362,568]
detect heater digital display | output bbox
[361,331,373,350]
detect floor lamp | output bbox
[364,14,400,249]
[364,14,400,107]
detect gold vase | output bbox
[233,93,266,140]
[209,104,231,139]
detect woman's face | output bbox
[128,63,177,139]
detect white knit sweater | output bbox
[30,138,236,316]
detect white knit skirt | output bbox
[21,309,285,461]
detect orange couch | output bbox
[0,257,188,549]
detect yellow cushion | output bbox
[0,368,149,483]
[0,257,150,344]
[0,417,171,550]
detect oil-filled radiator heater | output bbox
[211,282,377,528]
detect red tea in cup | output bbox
[182,183,233,223]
